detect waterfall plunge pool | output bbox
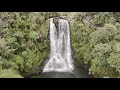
[26,62,94,78]
[25,18,94,78]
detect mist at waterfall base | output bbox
[29,18,93,78]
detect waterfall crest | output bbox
[43,18,74,72]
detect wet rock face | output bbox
[53,17,59,29]
[52,16,67,37]
[52,16,67,28]
[53,17,59,37]
[60,16,67,19]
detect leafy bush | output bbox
[0,69,23,78]
[0,12,50,77]
[71,12,120,78]
[107,53,120,75]
[1,12,120,78]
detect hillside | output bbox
[0,12,120,78]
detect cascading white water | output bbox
[43,18,74,72]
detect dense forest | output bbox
[1,12,120,78]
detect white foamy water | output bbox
[43,18,74,72]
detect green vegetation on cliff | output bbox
[0,12,50,77]
[1,12,120,78]
[71,12,120,78]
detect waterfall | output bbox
[43,18,74,72]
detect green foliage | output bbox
[89,58,116,77]
[12,55,24,71]
[91,44,112,58]
[1,12,120,78]
[0,69,23,78]
[71,12,120,78]
[107,53,120,75]
[29,31,39,39]
[0,12,50,78]
[90,23,118,45]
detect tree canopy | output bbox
[1,12,120,78]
